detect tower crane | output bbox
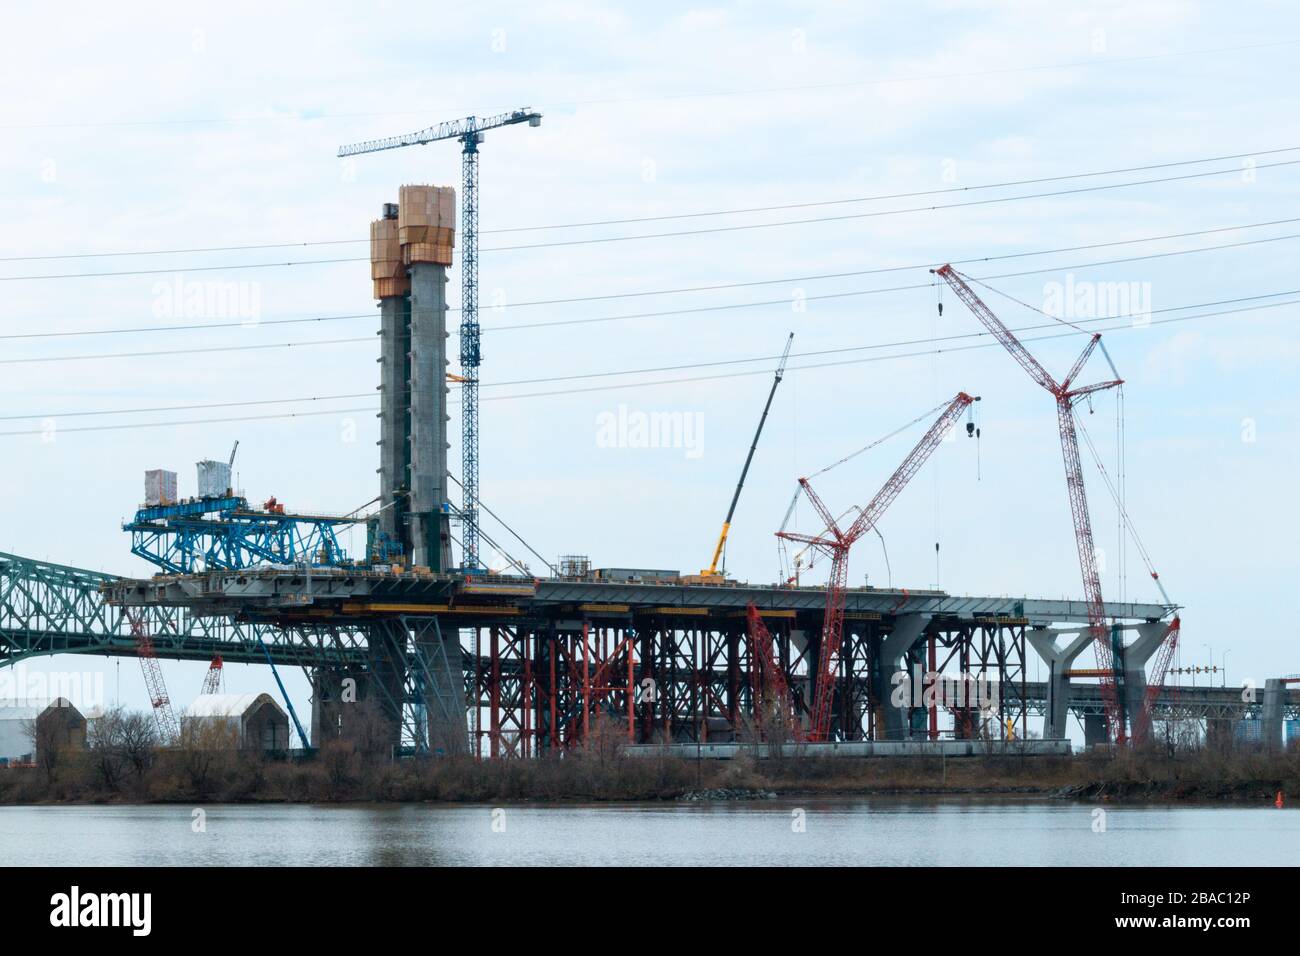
[339,108,543,570]
[933,264,1147,743]
[699,333,794,582]
[778,392,979,741]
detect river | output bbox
[2,799,1295,866]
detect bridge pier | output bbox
[1121,621,1170,741]
[1026,627,1092,740]
[871,614,931,740]
[1263,678,1285,751]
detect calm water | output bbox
[1,799,1295,866]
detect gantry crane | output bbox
[779,392,979,741]
[698,333,794,582]
[933,264,1145,743]
[339,108,542,569]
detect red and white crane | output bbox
[126,609,180,744]
[933,264,1177,744]
[778,391,979,741]
[745,602,804,743]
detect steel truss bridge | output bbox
[3,551,1294,755]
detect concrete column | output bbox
[310,664,399,752]
[1120,621,1170,739]
[408,262,453,572]
[871,614,931,741]
[378,295,410,552]
[1026,627,1094,740]
[1263,678,1285,751]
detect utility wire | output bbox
[4,159,1297,281]
[2,295,1293,434]
[4,146,1297,261]
[5,288,1293,422]
[7,215,1298,342]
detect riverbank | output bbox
[1,743,1295,806]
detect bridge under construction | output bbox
[2,154,1295,758]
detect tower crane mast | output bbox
[339,108,542,570]
[779,391,978,741]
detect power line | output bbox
[8,215,1299,342]
[7,295,1293,437]
[0,336,371,366]
[5,159,1297,282]
[5,291,1294,428]
[4,146,1297,262]
[478,298,1300,403]
[484,148,1300,233]
[478,160,1300,253]
[485,231,1300,333]
[5,232,1299,366]
[0,311,373,342]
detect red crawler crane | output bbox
[126,610,181,744]
[200,655,225,696]
[933,264,1136,742]
[778,392,978,742]
[745,603,803,743]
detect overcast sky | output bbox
[2,2,1297,738]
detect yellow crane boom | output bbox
[701,333,794,578]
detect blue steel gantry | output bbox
[124,496,360,574]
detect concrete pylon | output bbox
[1026,626,1094,740]
[378,294,411,550]
[407,262,453,572]
[872,614,931,741]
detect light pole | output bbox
[1221,649,1231,688]
[1204,643,1214,688]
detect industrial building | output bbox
[0,698,87,765]
[187,693,290,752]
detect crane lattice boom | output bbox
[745,603,803,742]
[933,264,1133,741]
[337,109,542,157]
[778,391,977,741]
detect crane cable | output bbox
[1075,408,1174,609]
[775,396,956,581]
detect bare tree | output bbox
[87,707,128,791]
[22,716,62,783]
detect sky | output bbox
[1,1,1297,741]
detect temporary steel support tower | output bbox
[778,392,978,741]
[339,109,542,570]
